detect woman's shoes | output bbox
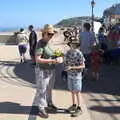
[38,109,49,118]
[47,104,58,113]
[38,104,57,118]
[48,104,57,109]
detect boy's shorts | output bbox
[18,45,27,56]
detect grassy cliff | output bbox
[55,16,102,27]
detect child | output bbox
[64,41,85,117]
[91,44,103,81]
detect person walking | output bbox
[28,25,37,66]
[16,28,28,63]
[64,40,85,117]
[35,24,60,118]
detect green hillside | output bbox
[55,16,102,27]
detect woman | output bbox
[35,24,60,118]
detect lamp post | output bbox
[91,0,95,32]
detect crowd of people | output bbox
[15,22,120,118]
[97,24,120,65]
[63,23,120,79]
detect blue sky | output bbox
[0,0,119,28]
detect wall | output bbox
[0,34,17,45]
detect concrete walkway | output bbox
[0,45,91,120]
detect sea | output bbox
[0,27,19,32]
[0,26,40,32]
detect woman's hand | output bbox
[51,57,64,64]
[65,66,72,71]
[56,57,64,63]
[51,59,58,64]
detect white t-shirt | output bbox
[17,31,28,45]
[79,31,96,54]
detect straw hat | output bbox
[41,24,56,34]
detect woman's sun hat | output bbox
[41,24,57,34]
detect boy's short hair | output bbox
[67,41,80,48]
[84,23,91,31]
[28,25,34,29]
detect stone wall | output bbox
[0,34,17,45]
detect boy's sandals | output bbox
[66,104,77,113]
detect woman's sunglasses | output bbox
[47,33,54,37]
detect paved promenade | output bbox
[0,32,120,120]
[0,44,91,120]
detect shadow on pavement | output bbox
[90,98,120,102]
[0,60,35,88]
[0,102,31,114]
[1,60,120,95]
[89,106,120,114]
[0,60,67,90]
[0,102,68,116]
[1,60,120,94]
[82,65,120,96]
